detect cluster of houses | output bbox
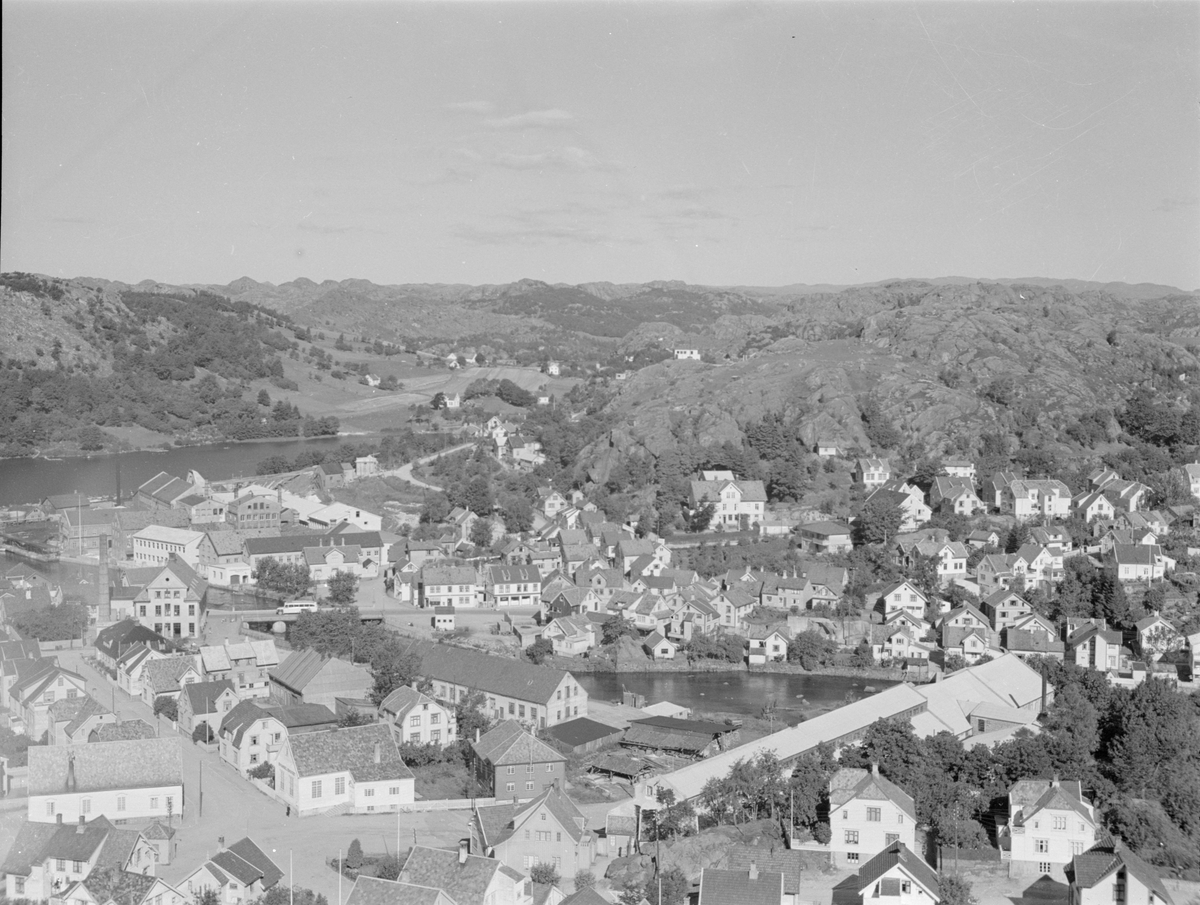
[41,467,385,595]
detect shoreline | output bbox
[0,431,377,464]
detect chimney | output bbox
[458,839,469,865]
[1051,774,1060,788]
[66,752,77,793]
[475,728,480,743]
[870,763,879,777]
[374,742,381,764]
[748,861,758,881]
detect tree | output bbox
[153,696,178,722]
[253,558,312,598]
[431,391,448,409]
[652,866,690,905]
[602,615,638,646]
[469,517,494,549]
[326,570,358,607]
[419,493,451,524]
[369,637,423,705]
[345,838,364,870]
[618,882,646,905]
[573,870,596,891]
[788,630,836,669]
[529,863,560,886]
[463,476,494,517]
[940,876,979,905]
[525,638,554,665]
[454,689,493,746]
[199,890,221,905]
[498,494,535,533]
[337,709,372,728]
[853,496,903,546]
[253,888,329,905]
[688,502,716,533]
[257,389,271,406]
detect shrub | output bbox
[529,863,561,886]
[345,839,364,870]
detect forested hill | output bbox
[0,273,337,457]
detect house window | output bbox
[431,729,440,742]
[842,810,848,820]
[390,787,399,796]
[410,732,420,744]
[57,859,66,871]
[1053,816,1067,830]
[845,831,859,845]
[312,780,322,798]
[507,783,515,792]
[14,878,24,894]
[526,782,534,791]
[866,807,881,822]
[886,834,900,845]
[117,796,126,811]
[73,860,83,874]
[1035,839,1049,853]
[847,853,859,864]
[901,882,912,894]
[410,716,421,727]
[1114,880,1125,902]
[527,764,534,774]
[1039,863,1052,874]
[364,788,374,797]
[508,766,516,775]
[250,754,259,765]
[150,797,159,809]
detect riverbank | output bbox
[548,654,903,681]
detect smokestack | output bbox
[475,728,480,743]
[458,839,469,865]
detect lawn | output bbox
[412,762,474,800]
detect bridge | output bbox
[206,608,388,632]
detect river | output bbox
[576,671,897,726]
[0,436,360,507]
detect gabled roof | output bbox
[473,720,566,767]
[829,767,917,821]
[27,737,182,795]
[719,846,806,895]
[379,686,443,720]
[400,844,506,905]
[270,648,370,694]
[856,842,940,898]
[287,723,413,782]
[142,656,198,695]
[183,679,236,714]
[345,876,449,905]
[699,867,784,905]
[477,786,586,849]
[1067,838,1173,904]
[212,837,284,889]
[412,640,573,706]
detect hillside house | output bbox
[1135,614,1182,660]
[1066,620,1125,673]
[829,766,917,868]
[1073,491,1116,523]
[1111,544,1173,583]
[981,591,1033,632]
[485,565,542,607]
[817,439,844,457]
[795,520,854,554]
[542,615,599,657]
[876,581,928,620]
[274,723,415,816]
[854,458,892,488]
[698,866,786,905]
[931,477,986,515]
[1003,480,1071,521]
[941,458,977,481]
[865,485,932,533]
[689,476,767,529]
[747,626,790,664]
[674,348,701,360]
[1184,462,1200,500]
[473,721,567,799]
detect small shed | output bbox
[432,606,456,631]
[542,717,625,755]
[589,753,656,782]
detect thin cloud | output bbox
[445,100,496,114]
[453,209,640,247]
[484,108,574,130]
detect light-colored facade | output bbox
[1001,779,1096,878]
[274,723,415,816]
[829,767,917,868]
[378,686,457,748]
[131,526,206,569]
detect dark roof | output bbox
[213,837,284,889]
[1067,838,1173,904]
[183,679,236,715]
[400,845,503,905]
[473,720,565,767]
[699,867,785,905]
[720,845,805,895]
[856,842,940,898]
[560,888,612,905]
[270,648,370,695]
[95,622,173,660]
[345,877,447,905]
[0,821,60,876]
[413,640,573,706]
[542,717,624,748]
[247,529,382,557]
[91,720,156,742]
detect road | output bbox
[45,647,475,904]
[383,442,475,491]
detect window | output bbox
[547,763,554,772]
[150,797,159,809]
[410,732,420,744]
[312,780,323,798]
[842,810,848,820]
[73,860,83,874]
[431,730,440,742]
[1114,880,1125,903]
[1039,863,1052,875]
[250,753,259,765]
[250,735,258,746]
[364,788,375,797]
[410,715,421,727]
[507,783,515,792]
[866,807,881,822]
[527,764,534,774]
[1053,816,1067,830]
[557,832,562,842]
[1035,839,1049,853]
[508,703,515,715]
[57,859,66,871]
[519,706,526,718]
[15,878,24,894]
[886,834,900,845]
[845,831,859,845]
[430,713,440,725]
[389,787,399,796]
[847,853,859,864]
[117,796,126,811]
[901,882,912,894]
[1072,842,1085,856]
[526,782,534,791]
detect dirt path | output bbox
[383,442,475,491]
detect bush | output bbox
[153,697,178,722]
[529,863,561,886]
[573,870,596,891]
[192,723,215,744]
[248,761,275,785]
[346,839,364,870]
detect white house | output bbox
[855,458,892,488]
[673,348,701,360]
[747,626,790,664]
[27,738,183,824]
[999,778,1097,878]
[274,723,415,816]
[829,766,917,868]
[1004,480,1072,521]
[877,581,928,620]
[1066,839,1175,905]
[378,686,457,748]
[689,476,767,529]
[852,842,940,905]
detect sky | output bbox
[2,2,1197,290]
